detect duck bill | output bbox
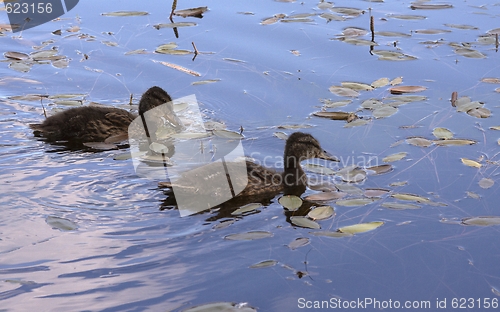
[318,150,339,162]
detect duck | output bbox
[159,132,337,214]
[29,86,178,144]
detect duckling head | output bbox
[138,86,173,116]
[284,132,336,166]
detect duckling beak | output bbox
[318,150,339,162]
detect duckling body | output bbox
[30,86,173,143]
[160,132,335,211]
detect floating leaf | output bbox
[4,51,29,60]
[273,132,288,140]
[319,13,345,21]
[415,29,451,34]
[46,216,78,231]
[331,7,364,17]
[388,14,426,20]
[433,127,454,139]
[102,11,149,17]
[478,178,494,189]
[337,167,366,183]
[213,129,244,139]
[191,79,221,85]
[366,164,393,175]
[310,231,353,238]
[250,260,278,268]
[383,152,407,163]
[279,195,303,211]
[290,216,320,229]
[410,3,453,9]
[391,193,430,203]
[305,191,346,201]
[389,86,427,94]
[174,7,208,18]
[467,107,491,118]
[224,231,273,240]
[341,81,373,91]
[454,48,486,59]
[434,139,476,146]
[307,206,335,220]
[344,119,370,128]
[461,158,482,168]
[303,163,336,175]
[445,24,478,30]
[231,203,262,215]
[481,78,500,84]
[288,237,310,250]
[149,142,169,153]
[313,111,356,121]
[406,137,433,147]
[342,27,368,36]
[462,216,500,226]
[373,50,417,61]
[382,202,421,210]
[328,86,360,97]
[371,77,389,88]
[153,60,201,77]
[153,22,197,29]
[338,221,384,234]
[373,105,398,118]
[336,198,376,207]
[390,77,403,85]
[364,188,390,197]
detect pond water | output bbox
[1,0,500,311]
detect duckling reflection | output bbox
[30,86,180,146]
[160,132,337,216]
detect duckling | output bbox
[29,86,175,144]
[160,132,336,213]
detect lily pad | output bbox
[406,137,433,147]
[382,152,407,163]
[305,192,346,201]
[287,237,310,250]
[462,216,500,226]
[461,158,481,168]
[250,260,278,268]
[373,105,398,118]
[224,231,273,241]
[432,127,454,139]
[328,86,360,97]
[102,11,149,17]
[290,216,321,229]
[391,193,430,203]
[231,203,262,215]
[338,221,384,234]
[433,139,476,146]
[382,202,421,210]
[46,216,78,231]
[336,198,376,207]
[389,86,427,94]
[279,195,303,211]
[307,206,335,220]
[478,178,494,189]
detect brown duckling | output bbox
[160,132,336,215]
[30,86,175,144]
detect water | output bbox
[1,0,500,311]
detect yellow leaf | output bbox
[461,158,482,168]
